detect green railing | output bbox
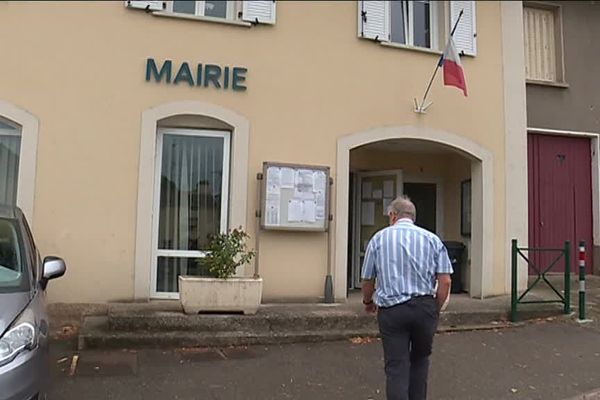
[510,239,571,323]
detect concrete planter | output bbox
[179,276,263,315]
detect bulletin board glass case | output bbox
[260,162,331,232]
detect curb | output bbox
[565,389,600,400]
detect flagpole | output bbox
[415,9,464,113]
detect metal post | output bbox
[511,239,518,323]
[324,177,334,303]
[579,241,586,320]
[254,173,263,279]
[564,241,571,314]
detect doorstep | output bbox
[76,298,525,350]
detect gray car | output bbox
[0,206,66,400]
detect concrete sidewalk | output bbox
[49,276,600,350]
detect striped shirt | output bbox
[361,218,453,308]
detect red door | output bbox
[528,134,593,274]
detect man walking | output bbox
[362,195,453,400]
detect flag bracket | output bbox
[414,98,432,114]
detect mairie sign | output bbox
[146,58,247,91]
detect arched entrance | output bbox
[134,101,250,300]
[0,100,39,222]
[334,126,494,300]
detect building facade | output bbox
[524,1,600,275]
[0,1,526,304]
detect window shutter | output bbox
[523,7,557,81]
[450,1,476,56]
[358,0,389,42]
[124,1,165,11]
[242,1,276,25]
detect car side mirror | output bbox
[42,256,66,284]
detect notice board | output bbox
[260,162,331,232]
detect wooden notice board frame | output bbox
[260,162,331,232]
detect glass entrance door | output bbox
[352,170,403,289]
[0,118,21,206]
[152,128,230,298]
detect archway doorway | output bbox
[335,126,494,300]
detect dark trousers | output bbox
[377,296,439,400]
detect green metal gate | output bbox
[510,239,571,322]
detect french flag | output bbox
[440,37,468,97]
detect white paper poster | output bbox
[361,201,375,226]
[315,191,326,221]
[266,167,281,195]
[362,181,373,199]
[313,171,327,194]
[372,189,383,199]
[294,186,315,200]
[296,169,315,187]
[265,200,280,226]
[383,198,392,216]
[281,168,295,188]
[302,200,317,223]
[295,169,315,199]
[287,200,303,222]
[383,180,395,198]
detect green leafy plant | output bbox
[204,228,256,279]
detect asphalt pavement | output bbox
[48,319,600,400]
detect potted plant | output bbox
[179,228,262,315]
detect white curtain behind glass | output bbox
[0,127,21,207]
[157,134,225,293]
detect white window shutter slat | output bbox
[358,0,389,42]
[124,1,164,11]
[450,1,477,56]
[242,0,276,25]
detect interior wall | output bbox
[350,146,472,291]
[350,148,471,237]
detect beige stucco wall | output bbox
[0,1,510,303]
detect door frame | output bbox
[150,127,231,299]
[403,173,445,236]
[528,127,600,274]
[351,169,403,289]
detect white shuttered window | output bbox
[524,6,560,82]
[124,1,165,11]
[126,1,276,25]
[358,1,476,56]
[242,0,276,24]
[359,0,389,41]
[450,1,476,56]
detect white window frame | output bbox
[0,119,21,138]
[167,0,238,20]
[0,118,22,208]
[151,128,231,299]
[390,0,440,50]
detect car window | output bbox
[0,218,27,293]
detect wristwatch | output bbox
[362,299,374,305]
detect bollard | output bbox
[511,239,518,323]
[564,241,571,314]
[579,241,586,321]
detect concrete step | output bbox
[78,316,380,350]
[76,300,569,350]
[108,309,378,333]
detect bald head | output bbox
[387,195,416,222]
